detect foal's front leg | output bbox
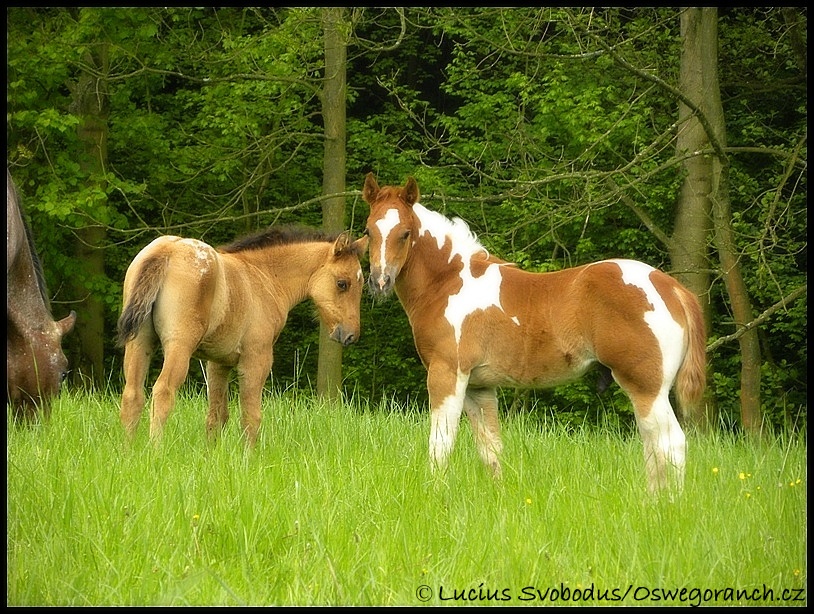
[463,387,503,478]
[427,363,468,473]
[205,361,231,441]
[236,353,274,447]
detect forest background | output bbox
[6,7,807,435]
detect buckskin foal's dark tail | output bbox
[117,255,169,346]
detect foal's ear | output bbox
[333,232,369,258]
[352,234,369,256]
[401,176,420,207]
[333,231,352,256]
[362,172,379,205]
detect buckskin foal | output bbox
[118,226,368,445]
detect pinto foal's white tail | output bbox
[674,285,707,421]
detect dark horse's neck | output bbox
[7,195,53,320]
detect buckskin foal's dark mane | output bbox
[219,225,339,254]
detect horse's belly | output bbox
[196,308,280,367]
[193,341,240,366]
[469,353,594,389]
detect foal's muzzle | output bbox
[368,267,396,296]
[331,326,359,347]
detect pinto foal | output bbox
[362,174,706,493]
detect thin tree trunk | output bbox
[679,8,763,434]
[670,8,716,428]
[68,41,109,389]
[710,146,764,434]
[317,7,349,399]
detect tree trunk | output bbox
[317,7,349,400]
[68,41,109,389]
[701,9,763,435]
[676,8,763,434]
[670,8,716,428]
[672,9,714,318]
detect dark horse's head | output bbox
[7,170,76,420]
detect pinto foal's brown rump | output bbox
[118,226,368,445]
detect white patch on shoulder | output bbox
[607,259,685,381]
[414,204,517,344]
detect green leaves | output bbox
[5,8,806,429]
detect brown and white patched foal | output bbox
[362,173,706,494]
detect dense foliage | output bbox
[6,8,806,432]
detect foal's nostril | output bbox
[330,327,357,346]
[369,274,390,293]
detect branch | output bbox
[578,9,729,163]
[707,283,807,352]
[351,7,407,52]
[603,177,671,247]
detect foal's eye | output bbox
[337,279,349,292]
[399,230,410,242]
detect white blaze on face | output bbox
[374,208,402,275]
[413,204,511,345]
[610,259,685,382]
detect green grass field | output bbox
[7,389,807,606]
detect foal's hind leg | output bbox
[120,333,154,439]
[603,339,685,494]
[463,387,503,478]
[149,341,195,443]
[628,388,686,494]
